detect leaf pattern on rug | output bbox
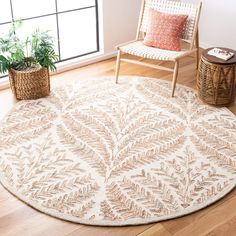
[0,76,235,225]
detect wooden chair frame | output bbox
[115,0,202,97]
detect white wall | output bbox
[101,0,236,52]
[182,0,236,49]
[101,0,142,53]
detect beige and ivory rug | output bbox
[0,76,235,226]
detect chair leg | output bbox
[196,47,199,70]
[195,30,200,70]
[171,60,179,97]
[115,50,121,84]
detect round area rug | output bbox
[0,76,235,226]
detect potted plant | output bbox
[0,21,58,100]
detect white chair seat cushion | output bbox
[119,41,188,61]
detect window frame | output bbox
[0,0,100,78]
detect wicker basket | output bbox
[197,57,235,106]
[8,67,50,100]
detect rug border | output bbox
[0,177,235,226]
[0,75,236,226]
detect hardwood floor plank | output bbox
[172,194,236,236]
[137,224,172,236]
[205,216,236,236]
[4,214,80,236]
[66,224,153,236]
[162,190,236,234]
[0,206,38,235]
[0,185,14,201]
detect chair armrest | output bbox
[115,40,139,49]
[175,49,197,59]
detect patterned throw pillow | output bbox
[143,9,188,51]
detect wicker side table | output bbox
[197,47,236,106]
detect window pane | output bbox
[0,24,11,77]
[58,8,97,60]
[0,24,11,37]
[57,0,95,12]
[16,16,59,55]
[0,0,12,23]
[12,0,55,19]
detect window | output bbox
[0,0,100,77]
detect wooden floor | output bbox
[0,55,236,236]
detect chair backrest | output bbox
[137,0,201,44]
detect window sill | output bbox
[0,50,117,91]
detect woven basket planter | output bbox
[8,67,50,100]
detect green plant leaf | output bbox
[0,21,58,74]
